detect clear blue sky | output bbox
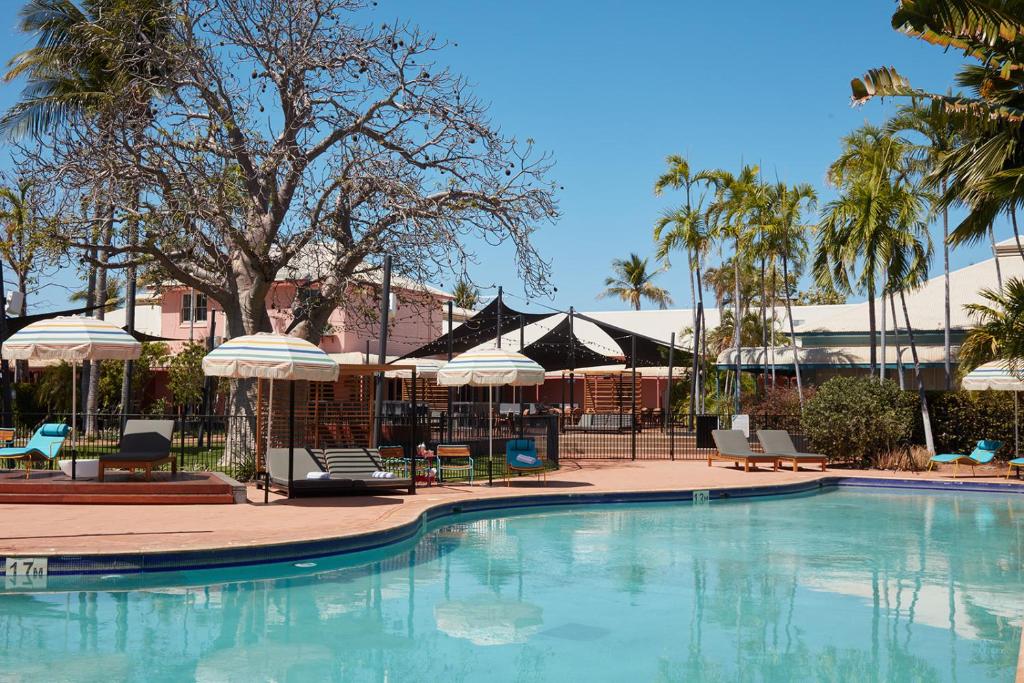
[0,0,992,312]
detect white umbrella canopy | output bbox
[436,347,545,387]
[962,361,1024,459]
[436,347,545,484]
[2,316,142,480]
[202,333,339,501]
[2,315,141,361]
[384,357,447,379]
[201,333,339,382]
[961,362,1024,391]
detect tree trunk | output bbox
[900,289,935,456]
[867,280,878,379]
[991,227,1004,291]
[733,240,742,415]
[889,292,906,390]
[942,189,951,391]
[696,261,708,414]
[86,202,113,435]
[880,286,887,382]
[688,249,698,428]
[120,186,140,417]
[760,257,767,396]
[782,255,804,411]
[770,265,777,389]
[14,273,28,383]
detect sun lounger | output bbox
[1006,456,1024,479]
[0,423,69,478]
[97,419,176,481]
[710,429,778,472]
[756,430,827,472]
[929,440,1002,478]
[266,447,412,496]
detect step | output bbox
[0,492,236,505]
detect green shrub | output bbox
[801,376,917,467]
[927,390,1016,459]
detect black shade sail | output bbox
[520,315,619,371]
[396,298,549,360]
[575,313,691,368]
[126,327,176,343]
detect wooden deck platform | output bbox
[0,470,242,505]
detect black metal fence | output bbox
[3,412,260,480]
[557,412,805,460]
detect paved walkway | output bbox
[0,460,1021,556]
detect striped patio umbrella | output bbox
[962,361,1024,458]
[437,347,545,484]
[202,333,339,501]
[2,316,142,479]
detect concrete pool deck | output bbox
[1,459,1023,558]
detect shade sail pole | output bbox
[372,254,392,447]
[1016,391,1019,460]
[287,380,295,499]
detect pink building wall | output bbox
[159,282,450,355]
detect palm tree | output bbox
[655,205,708,423]
[705,164,760,414]
[452,279,480,310]
[598,253,672,311]
[888,99,964,390]
[815,125,917,379]
[958,278,1024,375]
[761,182,817,410]
[654,154,715,419]
[5,0,172,422]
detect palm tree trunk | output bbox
[688,249,698,427]
[781,254,804,410]
[867,280,878,379]
[1012,206,1024,263]
[760,257,767,395]
[14,273,28,383]
[991,227,1004,290]
[119,184,140,417]
[770,265,777,389]
[941,187,951,391]
[733,239,742,415]
[889,292,906,390]
[86,208,112,434]
[880,287,887,382]
[900,289,935,455]
[696,261,707,414]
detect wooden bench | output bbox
[436,445,474,485]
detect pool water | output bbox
[1,488,1023,682]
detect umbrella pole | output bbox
[1016,391,1019,465]
[488,384,493,486]
[288,381,295,499]
[71,361,77,480]
[267,379,274,463]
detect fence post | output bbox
[179,406,186,474]
[631,335,637,461]
[666,331,675,461]
[409,367,417,494]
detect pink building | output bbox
[158,277,453,358]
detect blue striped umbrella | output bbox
[202,333,339,382]
[437,347,545,483]
[203,333,338,501]
[1,316,142,479]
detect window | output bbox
[181,292,207,323]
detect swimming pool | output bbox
[0,488,1021,681]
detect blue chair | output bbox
[929,440,1002,478]
[0,423,70,478]
[505,438,545,485]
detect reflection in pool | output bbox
[1,489,1022,681]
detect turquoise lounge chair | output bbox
[929,440,1002,478]
[0,423,70,478]
[1006,457,1024,479]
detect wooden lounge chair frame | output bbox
[97,420,176,482]
[710,429,778,472]
[756,430,827,472]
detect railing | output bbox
[558,412,805,460]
